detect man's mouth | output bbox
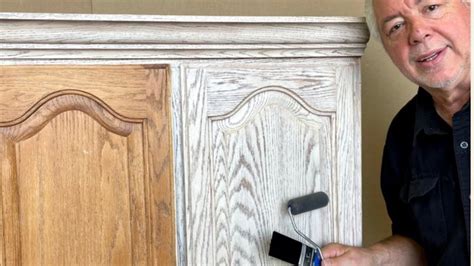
[416,47,447,63]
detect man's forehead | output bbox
[373,0,437,19]
[374,0,404,8]
[374,0,459,9]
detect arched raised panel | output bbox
[0,106,145,265]
[0,65,175,265]
[0,91,138,141]
[181,61,360,265]
[210,90,334,265]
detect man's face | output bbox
[374,0,470,91]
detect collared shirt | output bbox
[381,88,470,265]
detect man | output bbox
[322,0,470,265]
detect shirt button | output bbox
[460,141,469,149]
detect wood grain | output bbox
[0,14,368,266]
[17,110,134,264]
[195,65,337,116]
[0,138,21,265]
[212,91,334,265]
[0,91,136,141]
[0,14,369,60]
[0,21,368,44]
[333,64,362,244]
[0,46,367,60]
[0,65,175,265]
[0,66,150,124]
[180,60,361,265]
[0,13,367,22]
[143,66,175,265]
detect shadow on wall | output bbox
[361,37,417,246]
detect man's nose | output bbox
[409,20,431,45]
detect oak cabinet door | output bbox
[0,65,175,265]
[180,59,361,265]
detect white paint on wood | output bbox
[0,20,367,44]
[181,61,361,265]
[0,47,366,60]
[333,64,362,244]
[0,12,366,23]
[0,43,367,50]
[0,14,367,265]
[171,64,187,266]
[0,13,369,60]
[0,21,368,44]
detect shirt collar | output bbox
[413,87,450,146]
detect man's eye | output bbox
[389,22,404,34]
[427,4,439,12]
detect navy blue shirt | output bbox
[381,88,470,265]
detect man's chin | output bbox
[424,83,455,91]
[414,63,469,90]
[415,71,466,90]
[412,77,453,91]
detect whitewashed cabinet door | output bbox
[179,59,361,265]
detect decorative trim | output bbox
[209,86,333,121]
[0,13,369,59]
[0,13,367,23]
[0,90,140,141]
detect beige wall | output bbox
[361,39,417,245]
[0,0,418,246]
[2,0,362,16]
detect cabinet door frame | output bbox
[0,65,175,265]
[175,59,361,265]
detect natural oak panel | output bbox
[0,65,175,265]
[0,66,150,123]
[17,110,136,264]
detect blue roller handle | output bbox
[313,249,322,266]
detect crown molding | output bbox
[0,13,369,60]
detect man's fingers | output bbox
[322,257,335,266]
[321,243,348,258]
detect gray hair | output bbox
[365,0,380,41]
[366,0,471,42]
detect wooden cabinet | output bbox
[180,60,361,264]
[0,65,175,265]
[0,13,368,265]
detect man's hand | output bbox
[320,235,427,266]
[321,243,378,266]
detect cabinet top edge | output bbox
[0,12,367,24]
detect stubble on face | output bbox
[410,52,470,90]
[375,0,471,92]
